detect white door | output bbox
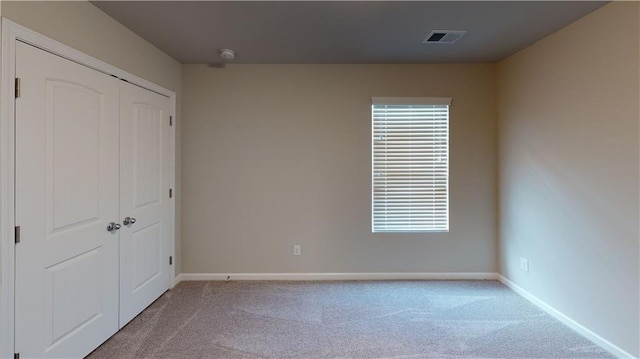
[15,42,120,358]
[119,81,172,326]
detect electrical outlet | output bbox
[293,245,301,256]
[520,257,529,272]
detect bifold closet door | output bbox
[14,42,120,358]
[118,81,172,327]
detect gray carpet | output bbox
[87,280,614,359]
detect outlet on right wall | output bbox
[498,2,639,357]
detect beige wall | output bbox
[497,2,639,356]
[182,64,497,274]
[2,1,179,92]
[0,1,3,354]
[1,1,184,273]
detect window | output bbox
[372,97,451,232]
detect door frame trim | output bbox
[0,19,177,357]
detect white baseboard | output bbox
[498,275,636,359]
[176,272,498,283]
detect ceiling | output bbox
[92,1,608,64]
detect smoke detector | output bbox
[423,30,467,44]
[219,48,236,60]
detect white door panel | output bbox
[15,42,120,358]
[119,82,171,327]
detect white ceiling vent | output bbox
[423,30,467,44]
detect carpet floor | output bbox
[87,280,614,359]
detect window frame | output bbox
[371,97,451,233]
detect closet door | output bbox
[119,81,172,326]
[14,42,120,358]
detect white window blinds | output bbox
[372,97,451,232]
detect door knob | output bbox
[107,222,121,232]
[123,217,137,226]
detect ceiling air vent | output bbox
[423,30,467,44]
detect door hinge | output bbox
[15,78,21,98]
[169,256,173,265]
[169,116,173,126]
[14,226,20,244]
[169,188,173,198]
[14,352,20,359]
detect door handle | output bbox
[123,217,137,226]
[107,222,121,232]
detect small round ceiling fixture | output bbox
[219,48,236,60]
